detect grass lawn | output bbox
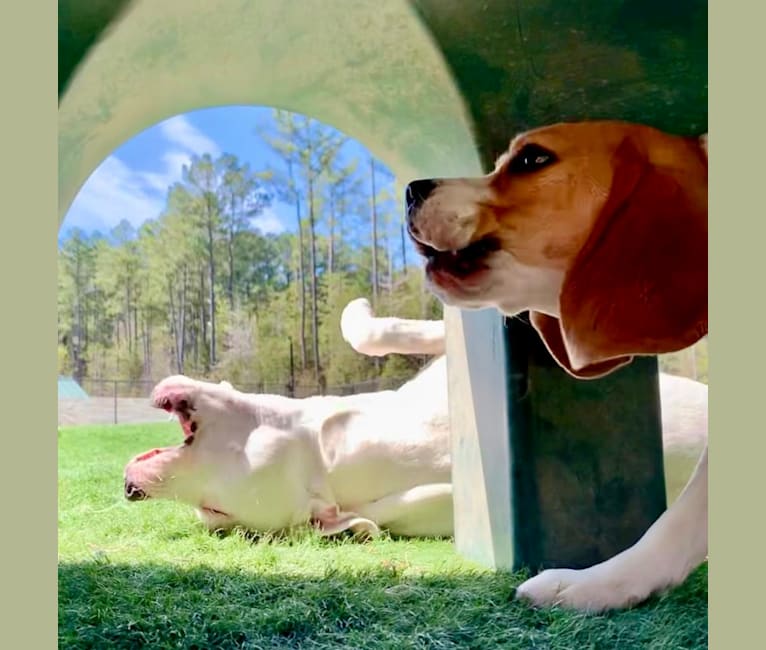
[58,423,707,649]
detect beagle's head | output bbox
[406,121,707,378]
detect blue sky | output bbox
[59,106,399,247]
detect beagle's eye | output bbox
[507,144,558,174]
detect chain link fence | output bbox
[59,374,413,427]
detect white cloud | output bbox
[251,208,285,235]
[63,155,166,232]
[141,151,192,193]
[62,114,223,236]
[142,115,222,192]
[159,115,221,157]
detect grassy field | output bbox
[58,423,708,649]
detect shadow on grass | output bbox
[59,561,707,650]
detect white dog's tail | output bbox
[340,298,445,357]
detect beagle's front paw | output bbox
[515,565,651,613]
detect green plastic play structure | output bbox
[59,0,707,571]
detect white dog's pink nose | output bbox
[124,478,147,501]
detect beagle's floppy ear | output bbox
[530,135,707,379]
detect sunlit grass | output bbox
[58,423,707,649]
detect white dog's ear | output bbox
[314,409,384,538]
[318,410,359,469]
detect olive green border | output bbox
[4,1,58,646]
[708,1,762,647]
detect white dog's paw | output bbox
[195,506,236,532]
[312,504,381,539]
[151,375,202,413]
[151,375,233,438]
[340,298,378,353]
[515,566,650,613]
[342,297,374,321]
[152,375,241,416]
[150,375,205,438]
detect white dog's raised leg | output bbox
[340,298,445,357]
[516,445,708,612]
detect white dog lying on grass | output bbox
[124,298,707,538]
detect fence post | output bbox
[113,380,118,425]
[288,338,295,398]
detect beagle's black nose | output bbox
[405,179,437,235]
[406,179,437,212]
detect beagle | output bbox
[406,120,708,612]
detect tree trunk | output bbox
[133,306,139,358]
[74,256,83,379]
[205,195,217,368]
[141,313,147,376]
[168,281,181,374]
[199,266,206,371]
[289,159,307,371]
[125,284,132,355]
[328,192,335,275]
[227,195,236,311]
[370,156,379,306]
[307,171,320,384]
[180,265,187,373]
[83,290,89,352]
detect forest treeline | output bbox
[58,110,443,393]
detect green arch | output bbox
[58,0,706,223]
[58,0,483,224]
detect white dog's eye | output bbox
[507,143,558,174]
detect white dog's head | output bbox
[123,377,325,533]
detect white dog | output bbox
[124,298,707,543]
